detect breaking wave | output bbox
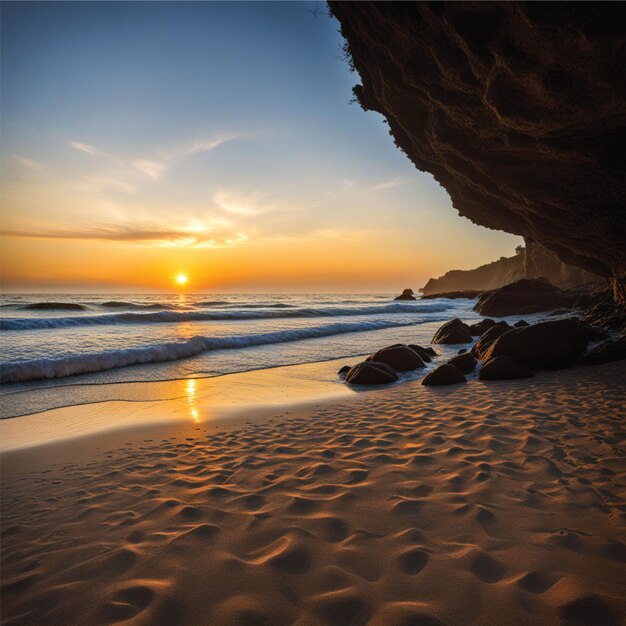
[1,318,425,383]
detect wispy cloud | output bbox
[2,225,248,249]
[213,189,269,216]
[68,131,259,184]
[70,141,99,155]
[372,177,413,191]
[130,159,165,180]
[10,155,43,170]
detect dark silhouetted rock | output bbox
[448,352,478,374]
[422,364,466,386]
[330,3,626,303]
[474,279,579,316]
[514,320,529,328]
[580,324,609,342]
[479,356,534,380]
[468,318,496,336]
[472,325,513,361]
[432,319,472,344]
[424,347,437,357]
[394,288,416,301]
[22,302,86,311]
[581,338,626,366]
[371,344,424,371]
[338,365,351,377]
[345,361,398,385]
[407,344,432,363]
[458,348,467,354]
[579,288,626,330]
[421,290,482,300]
[483,319,588,369]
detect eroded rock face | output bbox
[330,2,626,302]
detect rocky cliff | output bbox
[422,240,606,295]
[422,255,523,295]
[329,2,626,302]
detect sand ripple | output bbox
[1,362,625,625]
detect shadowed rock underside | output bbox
[329,1,626,302]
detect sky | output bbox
[0,1,520,293]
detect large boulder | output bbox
[432,318,473,344]
[394,288,416,301]
[407,344,432,362]
[422,364,466,386]
[474,279,579,316]
[580,338,626,366]
[471,325,513,361]
[483,319,588,369]
[345,361,399,385]
[448,352,478,374]
[468,318,496,336]
[370,344,424,371]
[479,356,534,380]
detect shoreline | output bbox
[2,360,625,624]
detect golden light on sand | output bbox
[175,273,188,286]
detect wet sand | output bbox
[2,361,625,625]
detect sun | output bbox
[175,273,188,286]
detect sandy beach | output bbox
[2,361,625,626]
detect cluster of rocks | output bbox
[339,343,436,386]
[339,314,624,388]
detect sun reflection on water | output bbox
[185,378,200,423]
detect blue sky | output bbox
[1,1,520,292]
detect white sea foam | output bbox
[0,318,426,383]
[1,303,448,331]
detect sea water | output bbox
[1,293,484,390]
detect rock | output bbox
[421,290,482,300]
[371,344,424,371]
[394,288,416,301]
[345,361,398,385]
[422,364,466,386]
[448,352,478,374]
[337,365,351,377]
[483,319,589,369]
[474,279,579,316]
[22,302,86,311]
[432,318,473,344]
[468,318,496,336]
[457,348,467,354]
[479,356,534,380]
[424,347,437,357]
[514,320,529,327]
[579,288,626,330]
[580,323,609,342]
[407,344,432,362]
[471,325,513,361]
[329,2,626,303]
[581,338,626,366]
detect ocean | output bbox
[0,293,484,389]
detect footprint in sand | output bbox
[397,548,429,575]
[516,570,558,594]
[469,553,506,583]
[560,594,619,626]
[100,584,155,622]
